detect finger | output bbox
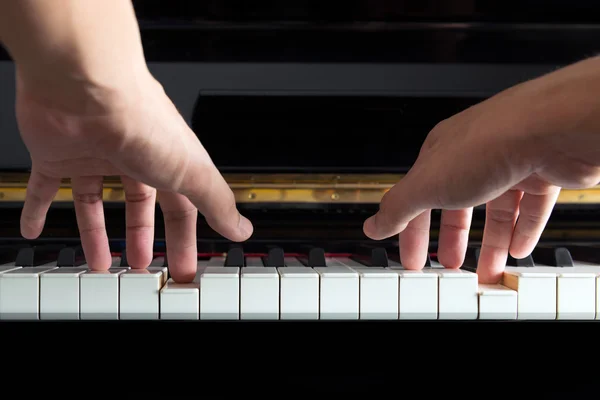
[121,176,156,269]
[436,208,473,269]
[363,171,431,240]
[476,190,523,284]
[112,114,253,243]
[399,210,431,270]
[509,186,561,258]
[178,150,253,243]
[20,168,60,239]
[158,191,198,283]
[72,176,112,271]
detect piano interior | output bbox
[0,0,600,322]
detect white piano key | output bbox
[502,267,557,319]
[207,256,225,267]
[80,268,127,320]
[548,266,599,320]
[477,283,518,320]
[147,265,169,282]
[119,268,166,319]
[278,267,319,320]
[331,257,368,268]
[199,266,239,319]
[240,266,279,319]
[387,258,402,268]
[429,269,478,319]
[284,257,305,267]
[314,265,359,319]
[395,270,438,319]
[245,257,264,267]
[0,266,57,320]
[40,266,88,320]
[160,277,200,320]
[356,268,399,319]
[0,265,21,273]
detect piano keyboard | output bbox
[0,244,598,320]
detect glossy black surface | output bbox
[131,0,600,23]
[195,95,483,172]
[2,1,600,63]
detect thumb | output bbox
[363,171,433,240]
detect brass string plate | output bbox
[0,172,599,204]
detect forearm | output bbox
[0,0,149,108]
[534,55,600,168]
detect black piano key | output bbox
[298,246,327,267]
[31,244,65,266]
[424,252,432,268]
[370,247,389,267]
[531,246,574,267]
[351,244,388,267]
[507,253,535,267]
[564,245,600,265]
[0,245,20,265]
[225,246,245,267]
[57,246,86,267]
[297,246,327,267]
[15,247,34,267]
[264,247,285,267]
[461,246,480,272]
[385,247,401,266]
[308,248,326,267]
[120,248,128,267]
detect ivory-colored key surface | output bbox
[80,268,127,320]
[0,266,57,320]
[428,269,478,320]
[240,266,279,319]
[119,268,165,319]
[356,268,399,319]
[160,277,200,320]
[200,266,239,319]
[40,266,88,320]
[502,267,557,320]
[314,265,359,320]
[278,267,319,320]
[477,283,518,320]
[544,265,600,320]
[395,270,438,319]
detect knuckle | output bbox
[125,189,155,203]
[73,191,103,204]
[487,208,517,224]
[162,207,197,223]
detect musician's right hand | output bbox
[0,0,253,283]
[364,56,600,284]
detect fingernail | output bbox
[238,215,253,238]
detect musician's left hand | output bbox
[363,56,600,283]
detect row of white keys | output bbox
[0,263,57,319]
[334,257,480,319]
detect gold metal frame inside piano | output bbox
[0,172,598,204]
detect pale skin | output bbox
[1,1,599,284]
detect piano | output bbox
[0,0,600,322]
